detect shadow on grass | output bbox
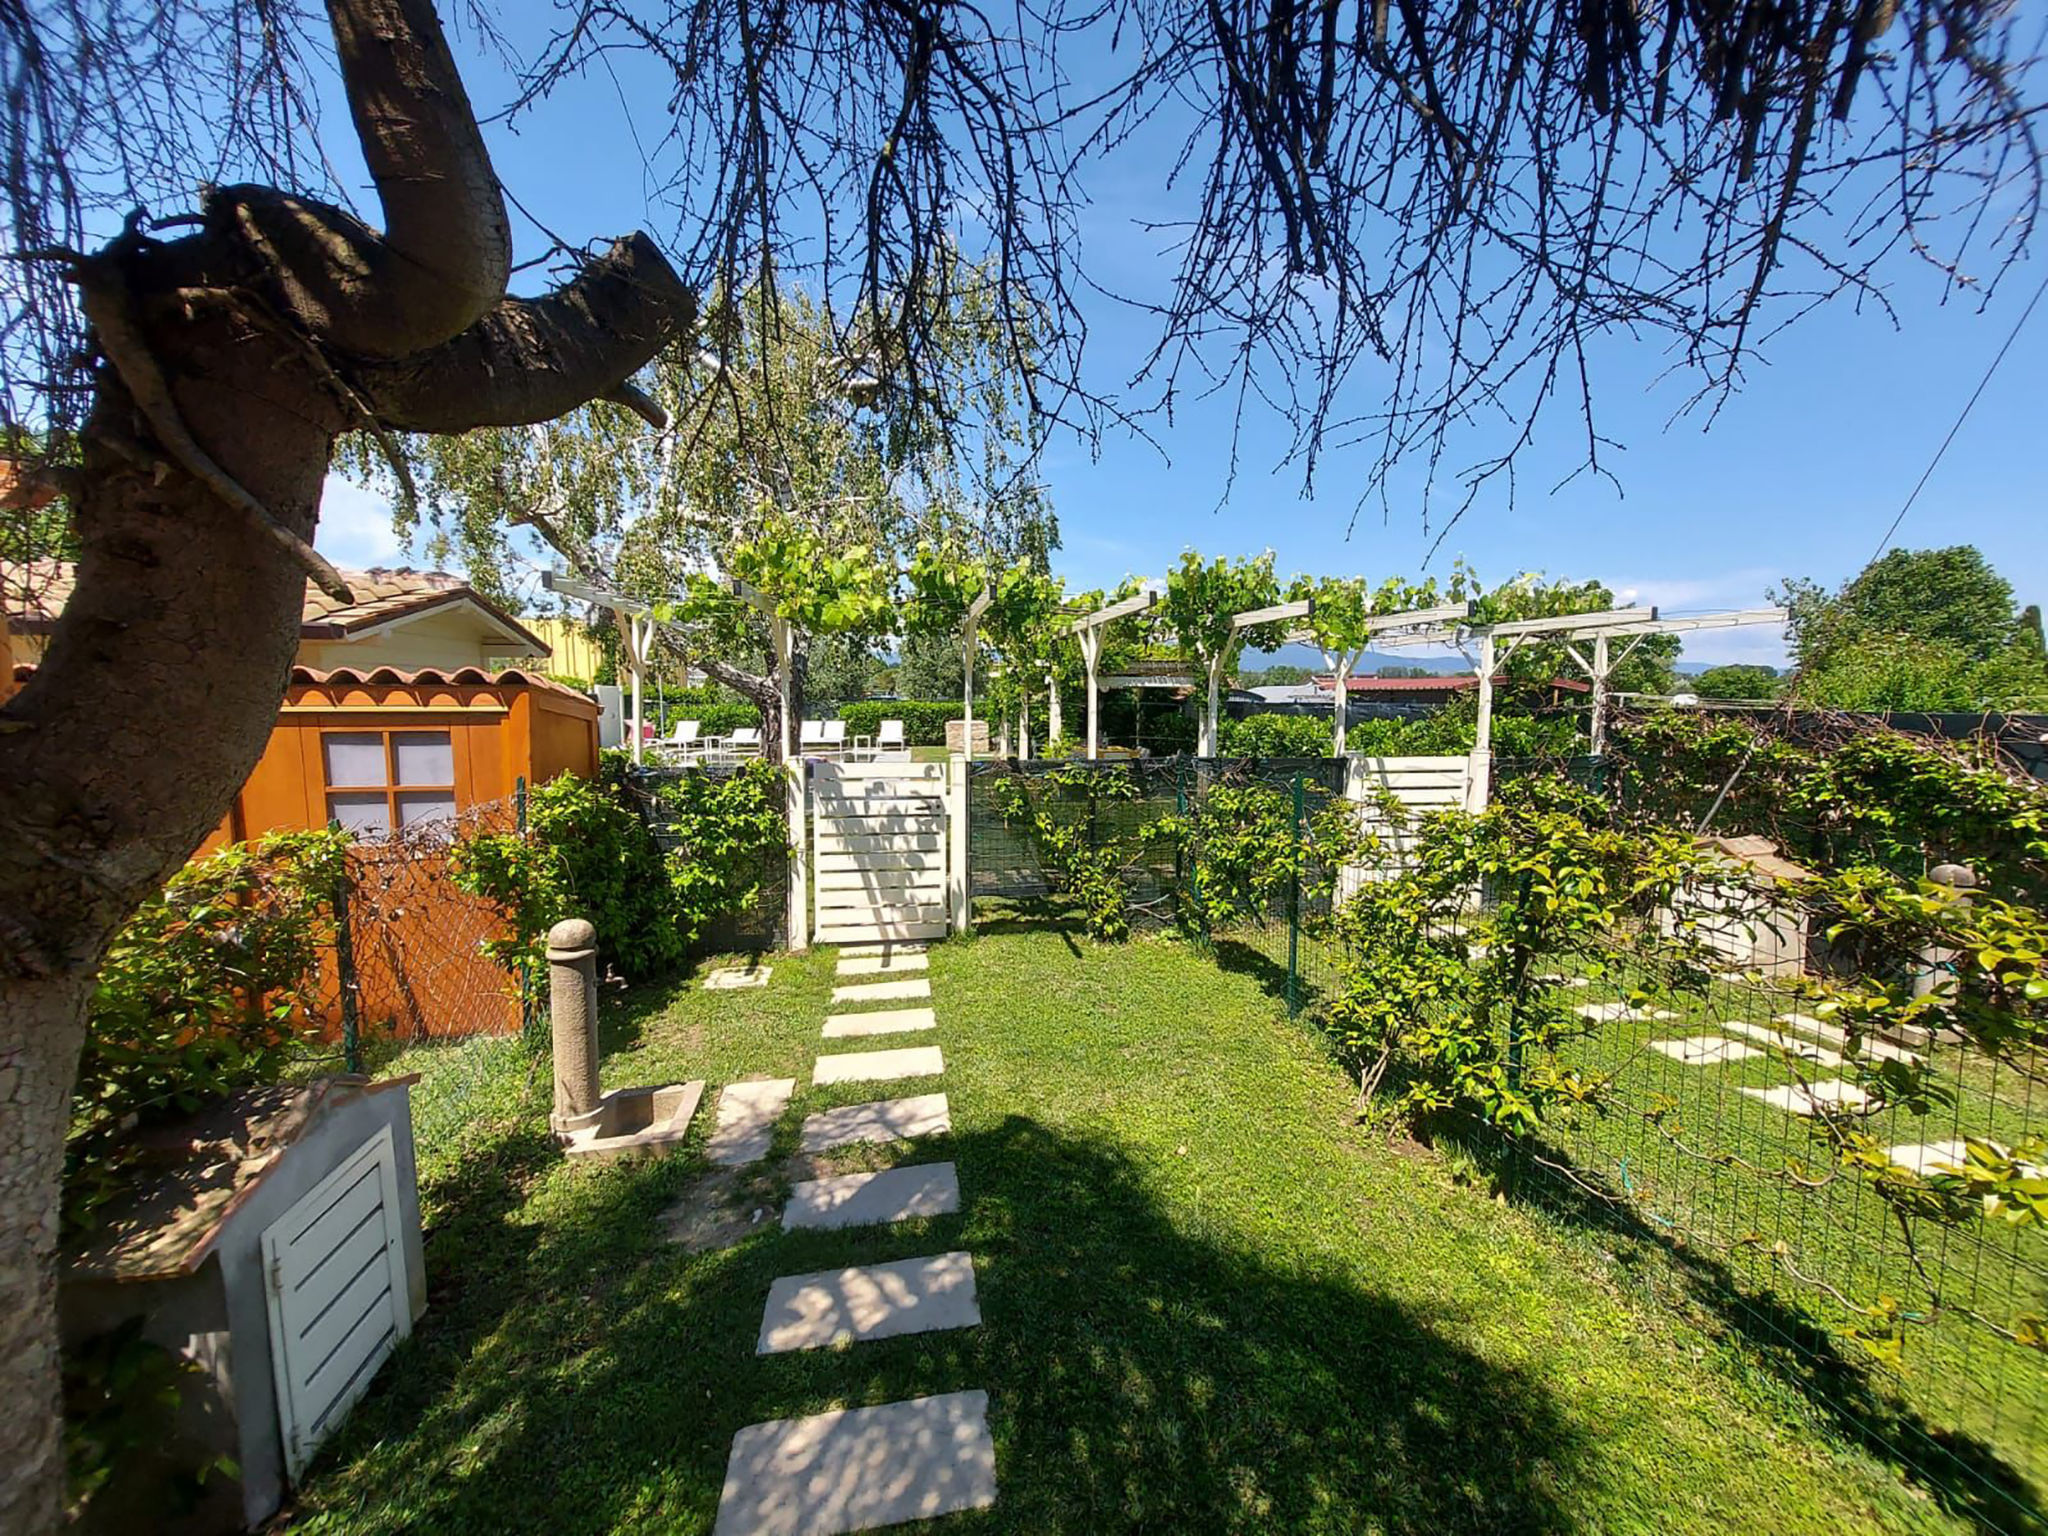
[301,1115,1589,1535]
[1429,1118,2047,1536]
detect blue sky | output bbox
[312,16,2047,670]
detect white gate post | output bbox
[786,757,810,951]
[948,754,971,935]
[1466,632,1496,813]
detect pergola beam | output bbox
[1069,588,1160,760]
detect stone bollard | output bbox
[547,917,604,1135]
[1913,862,1979,1005]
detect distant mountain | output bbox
[1246,640,1470,676]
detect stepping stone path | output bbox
[822,1006,937,1038]
[712,1391,995,1536]
[704,963,773,990]
[1743,1079,1871,1116]
[814,1045,944,1086]
[758,1251,981,1353]
[801,1093,951,1152]
[1886,1138,2046,1178]
[1650,1035,1760,1066]
[832,978,932,1006]
[1721,1019,1842,1066]
[837,952,929,976]
[717,943,996,1534]
[707,1079,797,1166]
[1775,1011,1923,1064]
[784,1163,962,1231]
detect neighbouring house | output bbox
[1311,672,1592,716]
[8,562,603,1039]
[2,558,553,675]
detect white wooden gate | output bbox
[262,1126,413,1480]
[809,759,954,944]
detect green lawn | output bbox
[295,917,1980,1535]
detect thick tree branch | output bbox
[204,0,514,361]
[356,235,694,431]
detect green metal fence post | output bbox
[335,871,362,1074]
[1286,773,1304,1016]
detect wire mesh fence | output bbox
[964,734,2048,1528]
[968,754,1349,1008]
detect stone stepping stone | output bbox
[1722,1019,1842,1066]
[1743,1079,1871,1116]
[1887,1138,2044,1178]
[711,1389,995,1536]
[703,963,772,990]
[1650,1035,1760,1066]
[831,977,932,1006]
[706,1079,796,1166]
[1575,1001,1675,1023]
[784,1163,962,1231]
[837,941,930,959]
[1535,973,1591,988]
[800,1093,951,1152]
[1775,1012,1922,1063]
[757,1250,980,1354]
[813,1045,943,1087]
[837,952,930,976]
[822,1006,936,1039]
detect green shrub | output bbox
[1220,712,1333,758]
[68,828,349,1231]
[839,699,962,745]
[454,765,790,988]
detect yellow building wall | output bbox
[296,606,543,674]
[520,616,604,684]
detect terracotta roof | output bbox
[291,664,593,703]
[11,662,593,706]
[1,558,547,654]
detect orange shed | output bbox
[204,665,599,851]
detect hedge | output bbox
[839,700,963,745]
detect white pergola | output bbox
[1198,598,1315,755]
[1547,607,1788,754]
[1287,599,1478,757]
[542,570,659,764]
[958,588,993,757]
[1067,589,1160,760]
[1378,607,1660,808]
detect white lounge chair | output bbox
[728,726,763,760]
[664,719,701,761]
[821,719,848,759]
[877,719,907,760]
[800,719,829,756]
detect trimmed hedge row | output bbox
[840,700,964,745]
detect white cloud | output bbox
[1607,567,1790,667]
[314,474,412,569]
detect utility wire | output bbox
[1694,261,2048,837]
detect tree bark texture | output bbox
[0,2,690,1527]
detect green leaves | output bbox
[1157,550,1281,669]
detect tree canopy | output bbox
[1777,547,2048,712]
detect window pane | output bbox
[327,792,392,836]
[323,732,388,788]
[392,730,453,787]
[395,791,457,831]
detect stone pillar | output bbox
[548,917,603,1134]
[1913,862,1979,1003]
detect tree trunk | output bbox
[0,285,344,1525]
[695,642,808,765]
[0,3,689,1524]
[0,976,94,1535]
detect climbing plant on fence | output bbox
[66,828,350,1234]
[1607,710,2048,894]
